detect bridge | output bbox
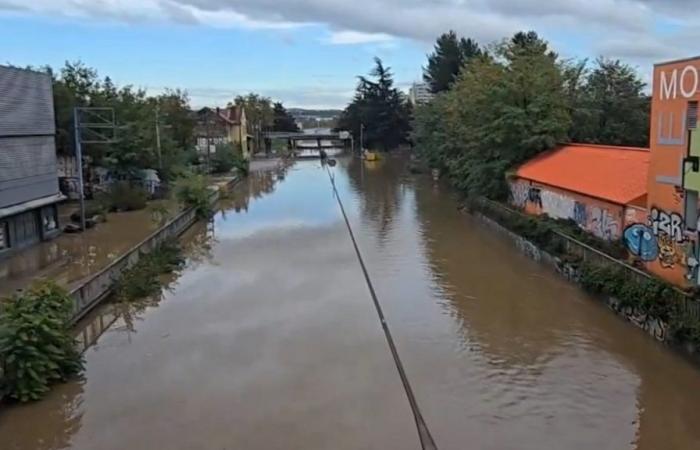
[263,131,353,152]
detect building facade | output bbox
[409,82,434,105]
[623,56,700,286]
[509,144,650,241]
[194,106,252,160]
[0,66,64,256]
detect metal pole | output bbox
[73,107,87,231]
[360,123,365,153]
[155,105,162,170]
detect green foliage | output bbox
[578,263,682,321]
[211,144,237,173]
[415,31,651,200]
[100,182,148,212]
[423,30,483,93]
[476,197,700,349]
[416,31,570,199]
[272,102,300,132]
[49,61,195,181]
[175,174,212,218]
[337,57,412,151]
[210,143,250,175]
[568,58,650,147]
[115,241,185,302]
[0,282,83,402]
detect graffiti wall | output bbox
[509,179,624,240]
[623,207,700,284]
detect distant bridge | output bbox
[263,131,353,152]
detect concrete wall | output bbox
[473,208,699,357]
[68,178,238,323]
[509,178,625,240]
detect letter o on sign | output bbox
[681,65,699,98]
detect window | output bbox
[0,222,7,250]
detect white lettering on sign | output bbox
[681,65,699,98]
[661,69,677,100]
[660,65,700,100]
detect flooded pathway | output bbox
[1,156,700,450]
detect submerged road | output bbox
[1,156,700,449]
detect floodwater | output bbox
[1,156,700,450]
[0,199,180,297]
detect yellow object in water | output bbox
[363,151,379,161]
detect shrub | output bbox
[211,144,237,174]
[101,182,148,212]
[115,241,184,302]
[175,174,212,218]
[0,282,83,402]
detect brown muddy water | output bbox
[1,156,699,450]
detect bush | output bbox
[0,282,83,402]
[211,144,237,174]
[101,182,148,212]
[115,241,184,302]
[175,174,212,218]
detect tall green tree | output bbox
[233,93,273,152]
[569,58,650,147]
[272,102,300,132]
[423,31,482,93]
[337,57,412,151]
[414,31,570,198]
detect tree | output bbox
[337,57,412,151]
[414,31,570,198]
[233,93,274,152]
[569,58,650,147]
[423,31,482,93]
[49,61,195,182]
[272,102,300,132]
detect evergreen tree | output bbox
[337,58,412,151]
[272,102,300,132]
[423,31,482,93]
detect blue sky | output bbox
[1,1,697,108]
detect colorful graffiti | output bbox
[623,224,658,261]
[589,206,621,240]
[624,207,700,281]
[650,207,684,242]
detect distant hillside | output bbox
[288,108,342,119]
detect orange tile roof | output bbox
[515,143,650,205]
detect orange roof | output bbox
[515,143,650,205]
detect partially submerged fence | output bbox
[476,198,700,321]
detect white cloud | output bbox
[326,31,394,45]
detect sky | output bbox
[1,0,698,109]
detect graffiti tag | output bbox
[650,207,684,243]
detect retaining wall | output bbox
[473,211,699,358]
[68,179,237,323]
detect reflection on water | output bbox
[1,156,700,450]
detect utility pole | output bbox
[73,108,87,232]
[73,107,115,231]
[155,104,162,170]
[360,123,365,153]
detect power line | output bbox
[325,165,438,450]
